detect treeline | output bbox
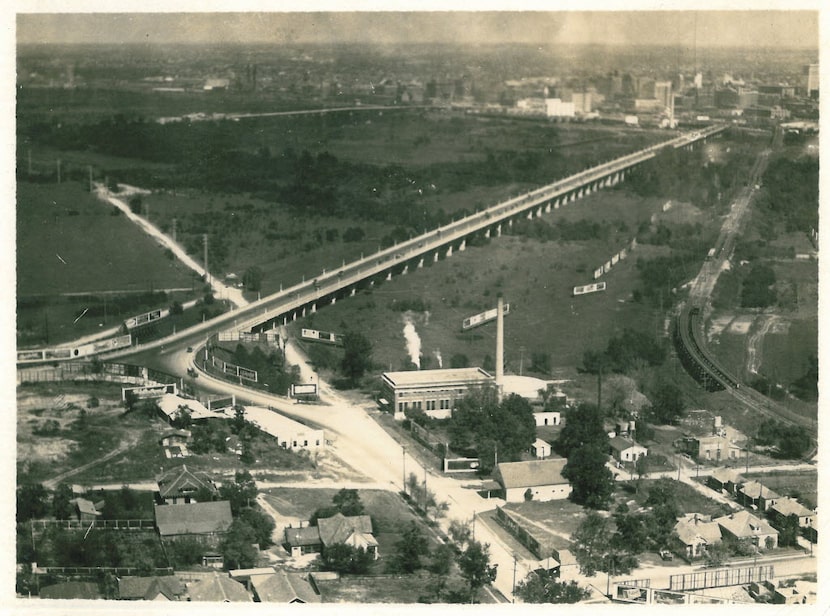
[756,156,818,233]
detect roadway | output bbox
[99,124,725,366]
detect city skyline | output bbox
[17,10,819,50]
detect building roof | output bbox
[381,367,493,388]
[40,581,102,600]
[160,429,191,443]
[284,525,323,547]
[771,498,814,519]
[609,436,646,453]
[158,394,215,421]
[70,497,101,517]
[154,501,232,536]
[187,571,251,602]
[709,468,745,485]
[156,465,216,499]
[317,513,375,547]
[495,458,569,489]
[118,575,185,601]
[715,511,778,539]
[243,406,323,441]
[674,518,723,546]
[250,571,321,603]
[740,481,781,501]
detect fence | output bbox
[669,565,774,591]
[31,519,156,531]
[35,566,173,576]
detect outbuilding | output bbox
[609,436,648,463]
[494,458,571,502]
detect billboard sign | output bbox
[121,383,177,401]
[125,308,165,330]
[462,303,510,330]
[291,383,318,397]
[573,282,607,296]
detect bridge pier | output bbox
[302,307,307,317]
[283,316,288,326]
[554,198,560,209]
[508,219,513,228]
[330,297,336,305]
[434,251,439,263]
[536,206,543,217]
[496,224,502,236]
[311,303,317,313]
[545,202,551,213]
[350,287,356,296]
[418,257,424,268]
[459,239,466,252]
[402,264,409,274]
[485,228,490,239]
[446,245,453,258]
[386,271,392,281]
[527,210,533,220]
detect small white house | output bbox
[533,411,561,427]
[609,436,648,463]
[494,458,572,502]
[532,438,552,459]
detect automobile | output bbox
[187,346,193,353]
[659,549,674,561]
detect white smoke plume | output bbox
[434,349,443,368]
[402,313,421,369]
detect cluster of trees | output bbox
[221,342,298,395]
[570,479,684,577]
[514,570,591,604]
[633,254,698,308]
[740,263,777,308]
[581,328,667,375]
[755,419,813,459]
[217,471,275,569]
[789,355,818,402]
[756,156,818,234]
[448,388,536,474]
[556,404,615,510]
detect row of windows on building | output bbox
[398,399,452,412]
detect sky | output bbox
[16,10,820,49]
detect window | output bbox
[293,441,298,447]
[304,440,308,446]
[398,402,404,412]
[414,401,422,410]
[316,440,320,446]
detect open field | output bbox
[620,479,733,518]
[742,470,817,509]
[17,181,194,296]
[288,190,682,374]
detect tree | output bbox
[572,512,638,578]
[170,406,192,430]
[219,470,258,515]
[389,521,430,573]
[232,405,247,434]
[555,403,608,458]
[457,541,498,603]
[52,483,74,520]
[448,519,472,549]
[341,331,373,384]
[332,488,365,516]
[530,352,551,375]
[169,301,184,315]
[239,507,275,549]
[450,353,470,369]
[243,266,264,292]
[514,570,591,603]
[221,519,259,570]
[776,514,801,548]
[320,544,373,574]
[128,194,142,214]
[428,543,455,576]
[648,379,685,425]
[562,444,615,509]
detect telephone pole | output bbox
[203,234,210,285]
[56,159,61,184]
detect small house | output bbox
[673,514,722,559]
[249,570,321,603]
[284,525,324,557]
[69,497,102,523]
[707,468,745,495]
[769,498,815,530]
[715,510,779,549]
[609,437,648,463]
[317,513,379,559]
[118,575,186,601]
[187,571,251,602]
[156,465,217,505]
[532,438,552,459]
[494,458,571,502]
[533,411,561,427]
[160,430,191,459]
[738,481,781,512]
[154,500,232,539]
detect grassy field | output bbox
[17,181,194,296]
[287,189,679,375]
[620,479,733,518]
[742,470,817,509]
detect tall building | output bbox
[655,81,674,117]
[804,64,819,97]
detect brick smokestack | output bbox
[496,294,504,393]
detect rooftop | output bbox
[740,481,781,501]
[715,510,777,539]
[156,465,216,499]
[154,500,232,536]
[609,436,645,452]
[771,497,814,518]
[250,571,321,603]
[317,513,375,547]
[495,458,569,489]
[382,367,493,388]
[158,394,216,421]
[118,575,185,601]
[187,571,250,603]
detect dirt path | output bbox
[745,314,780,375]
[43,433,140,489]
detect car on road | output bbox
[659,549,674,561]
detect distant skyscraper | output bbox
[804,63,819,97]
[655,81,674,116]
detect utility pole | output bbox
[402,446,406,495]
[28,148,32,175]
[519,346,525,376]
[512,553,518,602]
[88,165,93,192]
[172,218,177,243]
[423,464,428,513]
[203,234,209,285]
[56,159,61,184]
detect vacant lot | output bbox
[743,470,817,509]
[621,479,733,518]
[17,181,194,296]
[17,382,316,486]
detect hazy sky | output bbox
[17,11,819,49]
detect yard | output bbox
[618,479,733,519]
[743,470,817,510]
